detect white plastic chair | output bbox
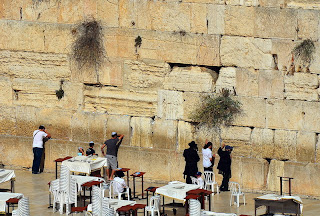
[11,197,30,216]
[109,180,130,200]
[203,171,219,195]
[229,182,245,207]
[145,195,160,216]
[189,199,201,216]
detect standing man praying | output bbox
[32,125,51,174]
[101,132,124,180]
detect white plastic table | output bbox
[0,192,23,214]
[61,156,108,175]
[0,169,16,192]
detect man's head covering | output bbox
[111,132,117,136]
[89,141,94,147]
[39,125,45,130]
[115,171,125,178]
[225,145,233,150]
[196,171,202,176]
[188,141,197,147]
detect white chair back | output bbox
[189,199,201,216]
[229,182,245,207]
[204,171,215,183]
[229,182,241,195]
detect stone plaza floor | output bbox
[1,169,320,215]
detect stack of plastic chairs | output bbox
[51,179,60,212]
[11,197,30,216]
[91,185,102,216]
[102,199,115,216]
[189,199,201,216]
[145,195,161,216]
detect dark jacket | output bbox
[217,147,232,174]
[183,147,200,176]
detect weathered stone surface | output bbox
[259,0,286,7]
[271,39,295,72]
[105,115,130,146]
[164,66,218,93]
[43,23,73,54]
[251,128,274,159]
[255,7,297,39]
[157,90,183,120]
[207,4,225,35]
[296,131,316,162]
[130,117,153,148]
[0,51,70,81]
[190,3,207,34]
[182,91,203,121]
[240,158,268,190]
[123,59,170,90]
[266,99,303,130]
[15,106,38,137]
[152,119,178,150]
[266,160,284,192]
[178,121,195,151]
[297,9,320,40]
[236,68,259,97]
[258,70,284,99]
[84,86,157,117]
[316,134,320,163]
[221,36,273,70]
[233,97,266,128]
[309,42,320,74]
[0,106,16,136]
[274,130,297,161]
[0,76,12,106]
[224,6,255,36]
[215,67,236,92]
[97,0,119,27]
[284,73,319,101]
[302,101,320,132]
[105,28,220,66]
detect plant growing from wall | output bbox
[72,20,105,71]
[134,36,142,53]
[291,39,315,73]
[190,88,242,146]
[55,80,64,100]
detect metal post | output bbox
[280,177,283,195]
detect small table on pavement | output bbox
[145,187,158,205]
[130,172,146,199]
[0,169,16,193]
[186,189,213,211]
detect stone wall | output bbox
[1,0,320,197]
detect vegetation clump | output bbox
[72,20,105,70]
[55,80,64,100]
[293,39,315,66]
[191,89,242,128]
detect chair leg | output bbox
[237,195,239,208]
[243,194,246,206]
[229,195,232,206]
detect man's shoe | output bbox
[32,172,40,174]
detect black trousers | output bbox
[185,175,192,184]
[32,148,43,173]
[220,171,231,191]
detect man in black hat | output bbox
[217,144,233,191]
[183,141,200,184]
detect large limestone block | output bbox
[43,23,73,54]
[168,150,186,182]
[215,67,236,92]
[302,101,320,132]
[266,99,303,130]
[23,0,59,23]
[56,0,89,24]
[309,42,320,74]
[84,86,158,117]
[0,51,70,81]
[117,146,141,172]
[224,6,255,36]
[271,39,295,72]
[233,97,266,128]
[123,59,170,90]
[316,134,320,163]
[221,36,273,70]
[259,0,286,7]
[12,79,83,110]
[130,117,153,148]
[164,66,218,93]
[178,121,195,151]
[37,108,72,140]
[207,4,225,35]
[297,9,320,40]
[105,28,220,66]
[0,106,16,136]
[105,115,130,146]
[97,0,119,27]
[0,20,45,52]
[190,3,208,34]
[258,70,284,99]
[0,76,12,106]
[182,91,203,121]
[255,7,297,39]
[157,90,183,120]
[274,130,297,161]
[0,136,33,167]
[266,159,284,192]
[284,162,320,196]
[240,158,268,190]
[152,119,178,150]
[296,131,316,163]
[284,73,319,101]
[15,106,38,137]
[149,2,191,32]
[287,1,320,10]
[236,68,259,97]
[251,128,274,158]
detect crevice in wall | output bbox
[13,89,20,100]
[20,7,23,20]
[83,83,118,88]
[168,62,221,72]
[315,133,319,162]
[272,54,278,70]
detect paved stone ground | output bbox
[1,170,320,215]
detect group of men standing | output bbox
[32,125,124,180]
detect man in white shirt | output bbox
[113,171,131,199]
[32,125,51,174]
